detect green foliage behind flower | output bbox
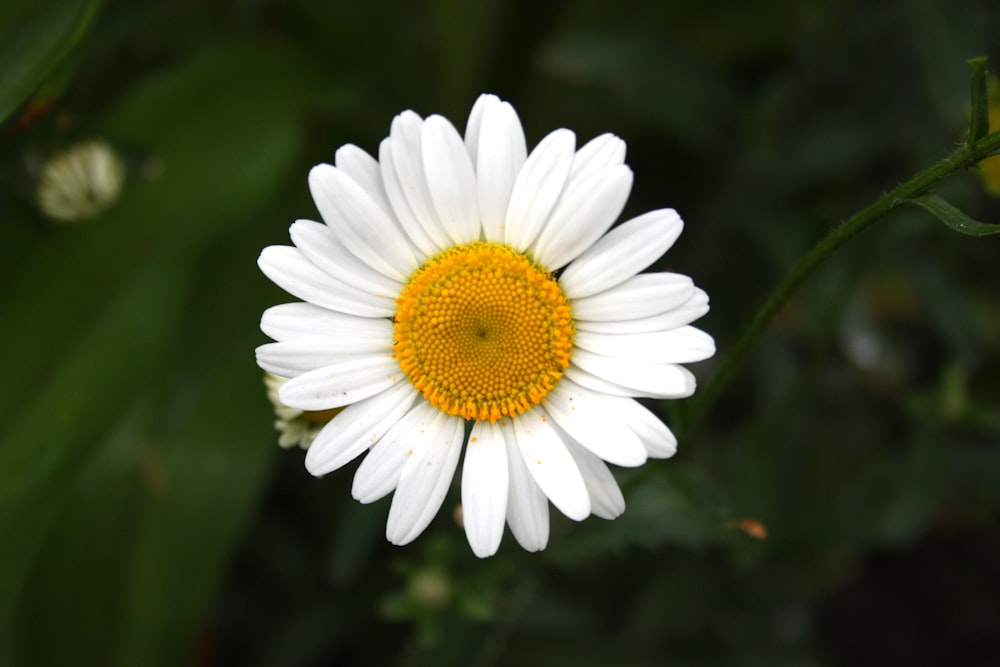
[1,0,999,665]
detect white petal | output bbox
[511,410,590,521]
[334,144,394,218]
[568,133,626,182]
[308,163,419,281]
[379,138,439,257]
[564,365,637,397]
[260,302,391,343]
[386,411,465,545]
[571,273,694,321]
[502,421,549,551]
[531,164,633,271]
[290,220,403,299]
[570,349,697,399]
[278,355,404,411]
[258,246,395,317]
[562,438,625,520]
[576,288,710,334]
[542,380,647,467]
[574,326,716,365]
[305,382,420,476]
[613,397,678,459]
[464,94,490,164]
[256,337,394,377]
[386,111,451,251]
[461,421,509,558]
[559,209,684,299]
[351,400,439,503]
[468,97,527,242]
[422,115,480,244]
[504,129,575,253]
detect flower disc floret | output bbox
[393,241,574,422]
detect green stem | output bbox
[685,130,1000,431]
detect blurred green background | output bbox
[2,0,999,665]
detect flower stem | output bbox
[685,130,1000,431]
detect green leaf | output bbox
[0,40,321,430]
[4,334,277,666]
[0,250,196,623]
[112,350,277,667]
[0,0,103,126]
[967,56,990,145]
[2,222,282,664]
[0,38,323,622]
[907,193,1000,236]
[3,401,151,665]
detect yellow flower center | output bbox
[393,242,574,422]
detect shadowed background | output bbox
[1,0,999,665]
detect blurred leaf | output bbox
[544,465,732,566]
[0,249,195,622]
[4,229,283,664]
[0,38,321,622]
[909,260,981,367]
[0,0,103,126]
[427,0,506,106]
[3,400,150,665]
[872,426,951,546]
[536,32,731,150]
[953,434,1000,512]
[113,346,277,667]
[0,39,320,427]
[905,2,983,128]
[966,57,989,144]
[326,500,386,586]
[906,193,1000,236]
[4,338,277,667]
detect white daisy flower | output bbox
[263,372,343,449]
[36,139,125,222]
[256,94,715,557]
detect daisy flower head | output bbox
[256,94,715,558]
[36,139,125,222]
[263,372,344,449]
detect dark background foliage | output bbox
[1,0,999,665]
